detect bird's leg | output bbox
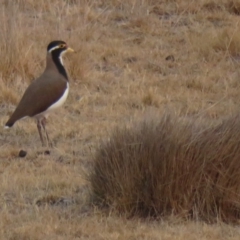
[37,120,45,147]
[41,117,53,148]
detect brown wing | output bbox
[5,71,67,127]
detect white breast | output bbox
[47,82,69,111]
[35,82,69,120]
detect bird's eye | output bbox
[59,44,65,48]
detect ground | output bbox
[1,0,240,239]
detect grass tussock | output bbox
[91,112,240,222]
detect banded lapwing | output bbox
[5,40,74,147]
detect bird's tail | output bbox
[4,119,15,129]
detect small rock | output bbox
[165,55,175,61]
[19,150,27,158]
[44,150,51,155]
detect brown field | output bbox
[1,0,240,239]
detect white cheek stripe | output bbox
[59,54,63,65]
[48,46,60,53]
[49,47,66,66]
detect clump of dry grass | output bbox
[90,111,240,222]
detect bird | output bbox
[4,40,74,147]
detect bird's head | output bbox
[47,40,74,67]
[47,40,74,56]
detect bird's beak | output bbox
[67,47,74,53]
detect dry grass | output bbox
[91,112,240,223]
[1,0,240,238]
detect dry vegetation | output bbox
[1,0,240,239]
[91,112,240,223]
